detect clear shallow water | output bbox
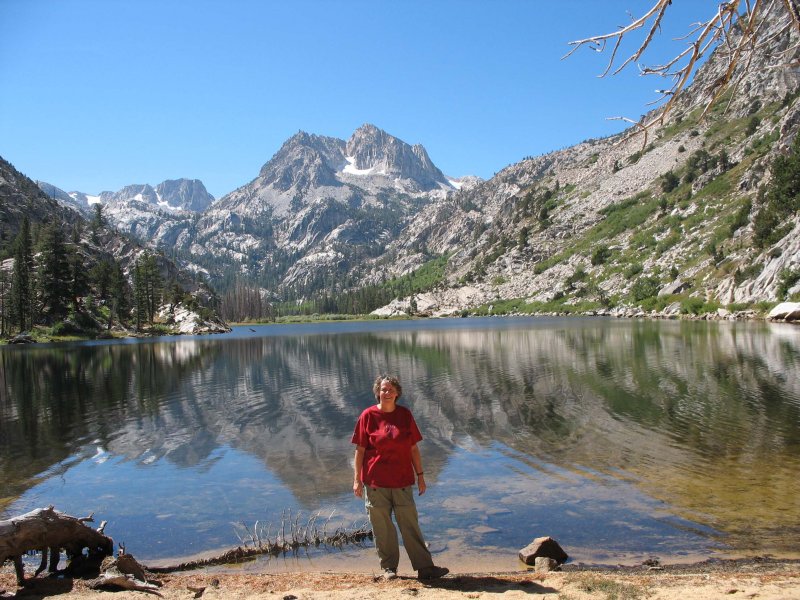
[2,317,799,570]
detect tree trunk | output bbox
[0,506,113,584]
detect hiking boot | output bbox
[418,565,449,580]
[381,568,398,581]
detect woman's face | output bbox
[378,380,399,404]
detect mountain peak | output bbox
[258,132,345,192]
[96,179,213,212]
[344,125,450,191]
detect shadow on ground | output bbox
[2,576,75,599]
[404,574,558,595]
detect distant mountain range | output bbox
[41,124,481,297]
[26,2,800,317]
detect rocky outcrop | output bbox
[158,304,230,334]
[767,302,800,322]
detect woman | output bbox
[351,374,449,581]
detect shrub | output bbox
[681,297,721,315]
[661,171,680,193]
[729,199,752,236]
[591,245,612,266]
[624,263,643,278]
[681,297,706,315]
[777,268,800,300]
[630,275,660,302]
[51,321,84,336]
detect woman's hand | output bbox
[353,446,365,498]
[410,445,426,495]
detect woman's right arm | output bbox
[353,446,365,497]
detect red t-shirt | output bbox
[351,404,423,488]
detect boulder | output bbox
[518,536,568,566]
[534,556,559,573]
[767,302,800,322]
[658,280,691,297]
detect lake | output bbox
[2,317,799,572]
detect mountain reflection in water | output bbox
[1,317,799,567]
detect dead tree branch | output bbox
[148,510,372,573]
[0,506,114,585]
[564,0,800,144]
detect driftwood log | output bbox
[0,506,113,584]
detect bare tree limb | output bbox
[565,0,800,143]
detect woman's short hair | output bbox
[373,374,402,399]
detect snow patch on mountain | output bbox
[342,155,379,176]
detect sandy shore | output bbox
[2,558,800,599]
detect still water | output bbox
[1,317,799,571]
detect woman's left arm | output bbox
[410,444,426,495]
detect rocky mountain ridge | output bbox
[99,179,214,212]
[44,124,471,295]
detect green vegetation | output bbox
[661,171,680,193]
[630,275,660,302]
[777,268,800,301]
[591,245,612,266]
[470,296,606,317]
[273,253,452,318]
[523,94,798,315]
[754,135,800,247]
[0,217,152,340]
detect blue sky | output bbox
[1,1,707,199]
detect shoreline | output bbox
[139,541,800,576]
[4,308,797,346]
[3,556,800,599]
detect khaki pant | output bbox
[364,485,434,571]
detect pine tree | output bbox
[68,244,90,311]
[109,260,130,329]
[90,260,113,301]
[0,267,10,336]
[91,203,104,244]
[36,223,71,322]
[143,253,163,323]
[133,259,147,331]
[132,252,163,329]
[9,217,34,332]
